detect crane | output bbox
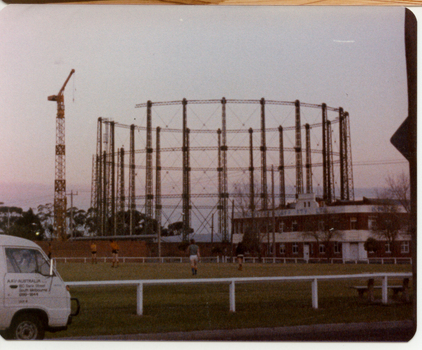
[48,69,75,240]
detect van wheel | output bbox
[8,313,45,340]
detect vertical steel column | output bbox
[96,117,103,236]
[344,112,354,200]
[182,98,190,242]
[249,128,256,241]
[249,128,255,213]
[217,129,222,235]
[221,97,228,242]
[103,121,110,235]
[129,124,135,235]
[327,120,334,202]
[186,127,191,238]
[110,121,116,235]
[322,103,329,203]
[339,107,346,200]
[271,165,276,257]
[90,155,96,209]
[155,127,162,257]
[116,148,121,236]
[260,98,268,210]
[119,147,125,234]
[102,150,107,235]
[294,100,303,197]
[278,126,286,207]
[145,101,154,234]
[305,123,312,194]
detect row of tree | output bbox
[0,204,190,241]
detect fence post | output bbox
[382,276,388,304]
[137,283,144,315]
[312,278,318,309]
[229,281,236,312]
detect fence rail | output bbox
[66,272,412,316]
[54,256,412,265]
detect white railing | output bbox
[66,272,412,316]
[259,257,413,265]
[54,256,412,265]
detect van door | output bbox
[4,248,68,317]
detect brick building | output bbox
[232,193,411,262]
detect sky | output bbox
[0,4,416,215]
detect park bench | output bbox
[350,278,410,302]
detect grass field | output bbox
[48,262,413,338]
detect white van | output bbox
[0,235,79,340]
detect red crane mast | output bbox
[48,69,75,240]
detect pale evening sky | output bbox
[0,4,415,213]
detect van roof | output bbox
[0,234,40,249]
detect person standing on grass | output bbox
[90,241,97,264]
[110,239,119,268]
[187,239,200,275]
[236,242,245,271]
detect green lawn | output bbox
[48,262,413,338]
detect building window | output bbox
[292,242,299,254]
[279,221,285,233]
[292,221,298,232]
[350,217,357,230]
[334,241,341,254]
[319,244,325,254]
[368,216,377,230]
[401,241,410,254]
[385,242,391,254]
[280,244,286,254]
[318,220,325,231]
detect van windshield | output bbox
[6,248,52,276]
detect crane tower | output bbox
[48,69,75,240]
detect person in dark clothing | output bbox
[236,242,246,271]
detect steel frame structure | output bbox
[91,98,354,241]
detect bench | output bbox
[350,278,410,302]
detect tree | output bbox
[167,221,184,236]
[37,204,54,239]
[372,181,409,252]
[85,207,98,236]
[0,206,23,232]
[7,208,44,241]
[364,237,379,254]
[302,210,343,262]
[241,226,261,257]
[232,181,266,258]
[370,197,406,253]
[66,207,87,238]
[385,172,410,213]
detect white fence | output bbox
[66,272,412,316]
[55,256,412,265]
